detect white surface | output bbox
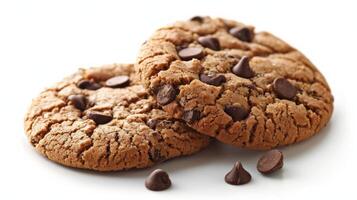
[0,0,356,199]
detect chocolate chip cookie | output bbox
[24,64,210,171]
[136,16,333,149]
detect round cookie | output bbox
[136,16,333,149]
[24,64,210,171]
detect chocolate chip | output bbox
[77,80,102,90]
[88,112,112,124]
[199,73,226,86]
[105,75,129,88]
[145,169,171,191]
[198,36,220,51]
[149,149,164,162]
[178,47,204,61]
[232,56,255,78]
[257,149,284,174]
[225,161,251,185]
[156,84,178,105]
[224,105,249,122]
[229,27,254,42]
[182,110,201,123]
[190,16,204,23]
[68,95,86,111]
[273,78,297,100]
[147,119,159,129]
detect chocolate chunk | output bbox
[156,84,178,105]
[105,75,129,88]
[145,169,171,191]
[77,80,102,90]
[182,110,201,123]
[225,161,251,185]
[273,78,297,100]
[68,95,86,111]
[198,36,220,51]
[190,16,204,23]
[257,149,284,174]
[178,47,204,61]
[224,105,249,121]
[88,112,112,124]
[232,56,255,78]
[147,119,159,129]
[229,27,254,42]
[199,73,226,86]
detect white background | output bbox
[0,0,356,199]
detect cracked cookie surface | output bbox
[136,17,333,149]
[24,64,210,171]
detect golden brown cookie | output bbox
[24,64,210,171]
[136,16,333,149]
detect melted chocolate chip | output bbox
[225,161,251,185]
[147,119,159,129]
[198,36,220,51]
[199,73,226,86]
[68,95,87,111]
[182,110,201,123]
[190,16,204,23]
[156,84,178,105]
[145,169,171,191]
[105,75,130,88]
[149,149,164,162]
[77,80,102,90]
[232,56,255,78]
[88,112,112,124]
[178,47,204,61]
[273,78,297,100]
[224,105,249,122]
[229,27,254,42]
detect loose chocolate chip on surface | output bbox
[156,84,178,105]
[88,112,113,124]
[257,149,284,174]
[225,161,251,185]
[232,56,255,78]
[198,36,220,51]
[145,169,171,191]
[105,75,130,88]
[147,119,159,129]
[199,73,226,86]
[178,47,204,61]
[77,80,102,90]
[273,78,297,100]
[68,95,86,111]
[182,110,201,123]
[224,105,249,121]
[229,27,254,42]
[190,16,204,23]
